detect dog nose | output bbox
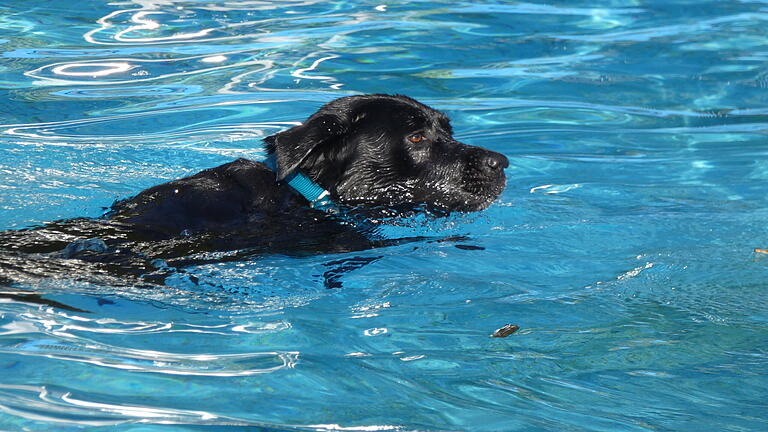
[482,152,509,172]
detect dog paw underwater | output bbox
[0,94,509,295]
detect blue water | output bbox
[1,0,767,430]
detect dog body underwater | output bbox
[0,94,508,288]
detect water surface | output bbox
[1,1,767,431]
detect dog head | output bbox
[265,94,508,213]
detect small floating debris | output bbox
[491,324,520,338]
[755,248,768,255]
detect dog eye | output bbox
[407,133,426,144]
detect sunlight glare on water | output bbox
[1,0,767,431]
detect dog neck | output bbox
[263,155,336,211]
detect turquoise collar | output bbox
[263,156,337,212]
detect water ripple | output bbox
[556,12,768,42]
[5,336,298,376]
[1,109,292,144]
[26,54,273,85]
[0,384,266,427]
[0,308,297,377]
[15,309,292,336]
[82,1,330,46]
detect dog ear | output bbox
[265,113,348,181]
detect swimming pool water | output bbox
[1,1,767,430]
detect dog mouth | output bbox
[456,186,505,212]
[455,147,508,208]
[421,177,505,213]
[457,165,507,211]
[336,177,505,214]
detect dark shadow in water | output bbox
[320,256,383,289]
[0,287,89,313]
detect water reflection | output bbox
[2,0,768,430]
[51,62,133,78]
[1,306,299,376]
[0,383,260,426]
[83,0,335,46]
[8,337,299,376]
[28,55,272,85]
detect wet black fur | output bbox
[0,94,507,290]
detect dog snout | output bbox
[468,148,508,175]
[482,151,509,172]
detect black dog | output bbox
[0,94,508,290]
